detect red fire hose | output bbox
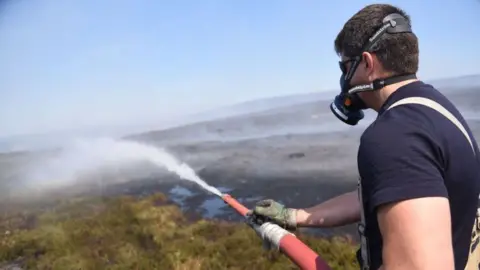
[222,194,332,270]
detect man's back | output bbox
[357,80,480,269]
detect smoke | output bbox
[19,137,222,197]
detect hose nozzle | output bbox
[222,194,249,216]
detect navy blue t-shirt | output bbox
[356,80,480,270]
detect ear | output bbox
[362,52,375,78]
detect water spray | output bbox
[25,138,331,269]
[221,193,332,270]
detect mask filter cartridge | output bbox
[330,94,365,125]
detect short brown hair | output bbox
[334,4,419,75]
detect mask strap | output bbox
[348,73,417,95]
[342,13,413,93]
[345,56,362,82]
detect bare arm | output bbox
[378,197,454,270]
[295,190,361,228]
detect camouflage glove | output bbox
[252,199,297,230]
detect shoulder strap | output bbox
[387,96,480,270]
[358,96,477,270]
[387,97,476,155]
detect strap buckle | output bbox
[476,208,480,231]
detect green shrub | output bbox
[0,193,359,270]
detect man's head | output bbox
[335,4,419,110]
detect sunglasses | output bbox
[338,58,359,74]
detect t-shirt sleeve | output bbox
[358,121,448,213]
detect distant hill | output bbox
[125,98,377,145]
[188,91,333,123]
[181,73,480,125]
[127,74,480,145]
[428,74,480,92]
[2,74,478,153]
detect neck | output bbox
[371,78,418,111]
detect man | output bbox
[250,4,480,270]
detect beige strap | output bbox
[359,97,478,269]
[387,96,479,270]
[464,208,480,270]
[387,97,475,155]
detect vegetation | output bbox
[0,193,359,270]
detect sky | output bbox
[1,0,479,138]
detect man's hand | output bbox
[251,199,298,230]
[378,197,454,270]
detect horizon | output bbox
[1,0,480,139]
[3,72,479,140]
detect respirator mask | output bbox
[330,13,417,125]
